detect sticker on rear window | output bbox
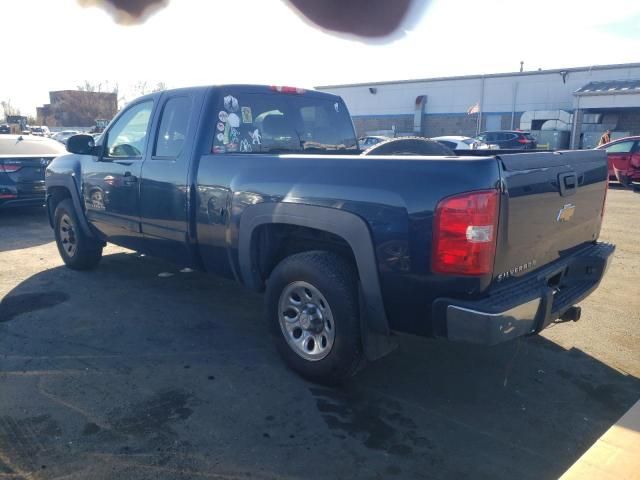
[334,102,340,112]
[223,95,239,112]
[216,122,225,132]
[250,129,262,145]
[218,111,228,123]
[240,138,252,152]
[229,128,240,144]
[228,113,240,128]
[213,145,226,154]
[241,107,253,124]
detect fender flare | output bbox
[238,202,390,337]
[46,174,93,236]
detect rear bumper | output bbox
[0,196,46,209]
[0,182,46,209]
[434,242,615,345]
[0,186,45,209]
[614,170,640,186]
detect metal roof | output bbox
[575,79,640,96]
[316,62,640,89]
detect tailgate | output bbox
[493,150,608,282]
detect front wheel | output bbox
[266,251,364,384]
[54,199,103,270]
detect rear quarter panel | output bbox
[195,153,501,335]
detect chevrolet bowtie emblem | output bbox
[557,203,576,222]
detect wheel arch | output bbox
[238,203,390,337]
[46,175,92,236]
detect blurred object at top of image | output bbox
[77,0,431,38]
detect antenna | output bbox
[520,61,524,72]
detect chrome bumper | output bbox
[437,242,615,345]
[446,298,541,345]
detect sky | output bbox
[2,0,640,117]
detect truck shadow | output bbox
[0,251,638,479]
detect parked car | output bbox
[359,135,388,150]
[362,136,453,155]
[46,85,613,384]
[476,130,537,150]
[0,134,66,209]
[0,124,11,134]
[595,136,640,187]
[30,126,51,137]
[52,130,81,145]
[431,135,494,150]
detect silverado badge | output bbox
[497,260,537,282]
[557,203,576,223]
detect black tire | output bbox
[54,199,103,270]
[266,251,363,384]
[361,136,455,156]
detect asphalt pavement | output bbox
[0,188,638,480]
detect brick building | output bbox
[316,62,640,149]
[37,90,118,128]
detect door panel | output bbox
[140,93,200,265]
[83,100,154,250]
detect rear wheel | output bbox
[266,251,363,384]
[54,199,103,270]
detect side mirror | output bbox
[66,134,97,155]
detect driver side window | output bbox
[105,101,153,159]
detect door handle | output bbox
[558,172,577,197]
[123,171,138,185]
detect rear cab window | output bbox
[211,89,358,154]
[154,96,192,158]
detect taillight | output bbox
[0,162,22,173]
[270,85,305,94]
[432,189,499,276]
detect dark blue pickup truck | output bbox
[45,85,614,383]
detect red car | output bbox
[596,136,640,187]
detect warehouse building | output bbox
[37,90,118,128]
[316,62,640,149]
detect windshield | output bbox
[211,91,357,154]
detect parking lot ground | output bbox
[0,188,639,480]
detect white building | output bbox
[316,62,640,149]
